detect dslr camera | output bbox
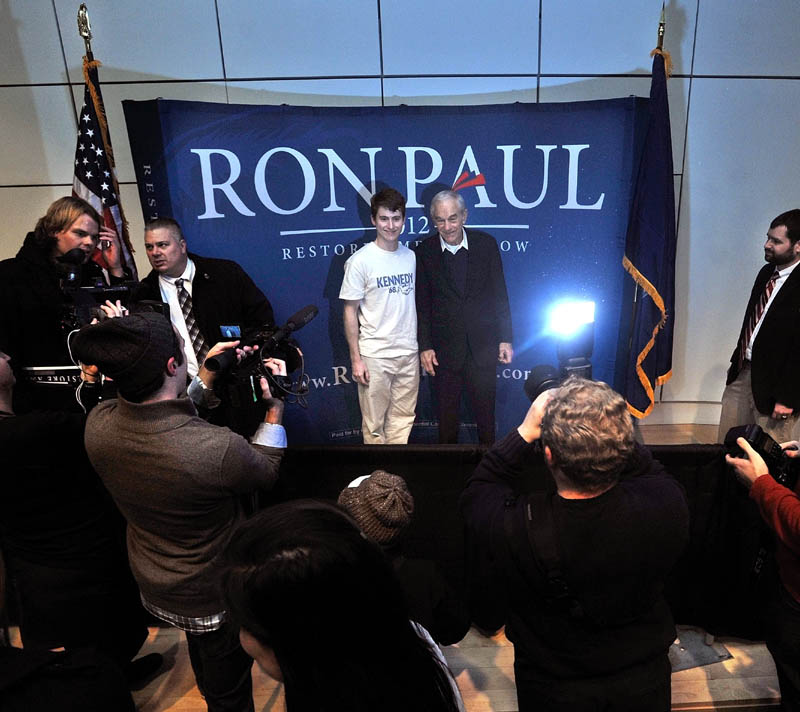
[725,424,799,490]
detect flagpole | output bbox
[655,1,665,406]
[77,4,93,61]
[72,3,138,278]
[621,5,676,417]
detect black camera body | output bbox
[56,249,136,331]
[60,283,135,333]
[211,326,304,404]
[725,424,799,490]
[205,325,301,375]
[524,362,593,403]
[204,305,318,405]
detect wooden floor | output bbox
[7,620,782,711]
[96,624,780,712]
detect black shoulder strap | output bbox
[523,492,585,620]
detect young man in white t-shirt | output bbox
[340,188,418,444]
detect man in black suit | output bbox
[135,218,274,378]
[134,218,274,432]
[415,190,513,444]
[719,209,800,443]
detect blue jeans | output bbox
[185,620,254,712]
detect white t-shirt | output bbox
[339,241,418,358]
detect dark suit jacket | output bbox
[133,253,274,344]
[727,262,800,414]
[0,233,127,370]
[415,230,512,369]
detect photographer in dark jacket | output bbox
[727,438,800,710]
[338,470,470,645]
[0,196,129,412]
[461,377,689,712]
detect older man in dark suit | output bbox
[415,190,513,444]
[719,209,800,443]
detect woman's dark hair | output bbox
[219,500,460,712]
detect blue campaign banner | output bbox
[123,98,645,443]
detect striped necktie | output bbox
[738,269,779,367]
[175,278,208,363]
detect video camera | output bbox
[725,424,799,490]
[204,305,318,404]
[56,248,136,331]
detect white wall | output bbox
[2,0,799,424]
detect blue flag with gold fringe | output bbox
[622,50,677,418]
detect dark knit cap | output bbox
[338,470,414,546]
[70,312,175,399]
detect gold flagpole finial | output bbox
[657,2,666,51]
[77,4,93,56]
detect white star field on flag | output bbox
[73,98,119,208]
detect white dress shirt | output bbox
[158,259,200,378]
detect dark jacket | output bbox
[460,432,689,680]
[0,410,147,663]
[0,233,113,369]
[415,230,512,369]
[393,555,470,645]
[132,253,274,344]
[727,263,800,414]
[0,233,125,412]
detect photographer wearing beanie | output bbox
[339,471,469,645]
[71,312,286,712]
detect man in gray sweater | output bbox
[72,312,286,712]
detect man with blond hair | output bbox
[0,196,127,411]
[461,377,689,712]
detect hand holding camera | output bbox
[724,424,799,490]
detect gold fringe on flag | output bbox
[622,254,673,418]
[649,48,673,78]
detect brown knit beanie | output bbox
[70,312,176,400]
[338,470,414,546]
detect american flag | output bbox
[72,56,137,278]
